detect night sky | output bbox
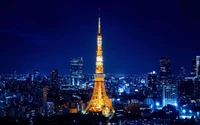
[0,0,200,75]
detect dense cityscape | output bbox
[1,1,200,125]
[0,55,199,125]
[0,14,200,124]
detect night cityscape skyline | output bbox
[0,0,200,75]
[1,1,200,125]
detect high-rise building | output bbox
[159,57,171,84]
[196,56,200,77]
[180,67,186,75]
[177,67,186,84]
[34,70,39,79]
[179,77,200,100]
[190,56,200,77]
[148,71,157,91]
[190,59,196,77]
[70,57,84,86]
[50,69,58,85]
[83,10,115,117]
[162,84,178,107]
[193,78,200,99]
[187,56,200,99]
[46,102,54,117]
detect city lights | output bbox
[174,103,177,107]
[156,102,160,107]
[0,3,199,125]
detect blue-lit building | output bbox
[46,101,54,117]
[70,57,84,87]
[148,71,157,91]
[190,56,200,77]
[162,84,178,107]
[119,118,170,125]
[159,57,171,85]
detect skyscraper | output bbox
[190,59,196,77]
[190,56,200,77]
[162,84,178,107]
[83,10,115,117]
[187,56,200,99]
[50,69,58,86]
[196,56,200,77]
[70,57,84,86]
[180,67,186,75]
[34,70,39,78]
[159,57,171,84]
[148,71,157,91]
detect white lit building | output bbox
[162,84,178,107]
[70,57,84,87]
[46,102,54,117]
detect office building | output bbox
[190,59,196,77]
[70,57,84,86]
[159,57,171,84]
[148,71,157,91]
[162,84,178,107]
[33,70,39,80]
[190,56,200,77]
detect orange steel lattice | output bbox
[83,12,115,118]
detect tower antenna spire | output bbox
[98,8,101,34]
[99,8,100,16]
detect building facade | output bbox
[159,57,171,85]
[162,84,178,107]
[70,57,84,86]
[50,69,58,85]
[148,71,157,91]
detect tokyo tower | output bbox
[83,9,115,117]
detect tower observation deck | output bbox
[83,9,115,118]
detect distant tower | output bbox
[50,69,58,87]
[179,67,186,81]
[190,56,200,77]
[70,57,84,86]
[13,70,17,79]
[34,70,39,77]
[194,56,200,98]
[159,57,171,84]
[34,70,39,81]
[196,56,200,77]
[180,77,194,100]
[148,71,157,91]
[183,56,200,100]
[84,9,115,117]
[190,59,196,77]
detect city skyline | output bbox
[0,0,200,74]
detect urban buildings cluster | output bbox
[0,14,199,125]
[0,56,199,124]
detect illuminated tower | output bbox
[84,9,115,117]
